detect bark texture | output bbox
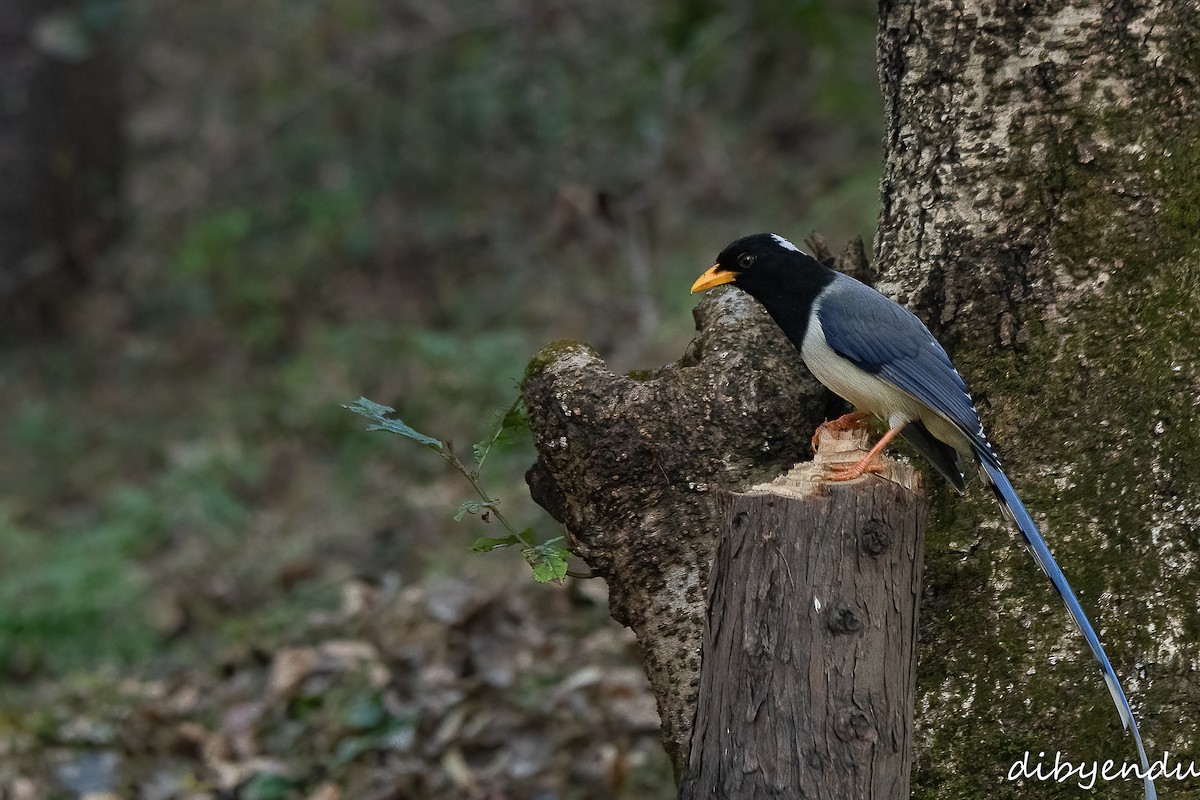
[523,241,875,769]
[522,292,822,769]
[877,1,1200,795]
[679,442,927,800]
[0,0,123,333]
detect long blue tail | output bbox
[979,456,1155,800]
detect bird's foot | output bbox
[824,455,887,482]
[811,411,874,452]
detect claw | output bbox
[811,411,874,452]
[825,455,888,482]
[820,423,904,483]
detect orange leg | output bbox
[825,424,904,482]
[811,411,874,452]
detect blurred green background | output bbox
[0,0,882,796]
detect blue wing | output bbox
[817,275,986,447]
[818,274,1156,799]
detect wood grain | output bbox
[680,446,927,800]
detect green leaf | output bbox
[501,401,529,433]
[344,397,442,450]
[454,499,498,522]
[471,533,524,552]
[524,538,570,583]
[472,397,529,469]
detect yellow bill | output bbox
[690,265,735,293]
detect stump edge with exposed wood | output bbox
[679,430,928,800]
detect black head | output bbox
[691,233,829,300]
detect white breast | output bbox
[800,310,972,456]
[800,314,920,428]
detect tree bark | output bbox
[0,0,123,334]
[679,437,927,800]
[876,1,1200,795]
[522,242,869,771]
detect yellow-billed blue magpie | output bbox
[692,232,1155,800]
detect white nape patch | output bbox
[770,233,805,254]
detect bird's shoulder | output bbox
[817,273,940,365]
[817,273,985,442]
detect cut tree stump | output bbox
[522,244,872,769]
[679,428,928,800]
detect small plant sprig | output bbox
[344,396,571,583]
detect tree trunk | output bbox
[0,0,123,334]
[876,1,1199,796]
[679,441,927,800]
[522,300,820,772]
[522,243,870,771]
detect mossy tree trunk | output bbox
[876,1,1200,796]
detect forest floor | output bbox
[2,568,672,799]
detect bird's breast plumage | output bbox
[800,311,923,429]
[805,275,977,456]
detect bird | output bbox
[691,232,1155,800]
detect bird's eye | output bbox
[737,253,755,269]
